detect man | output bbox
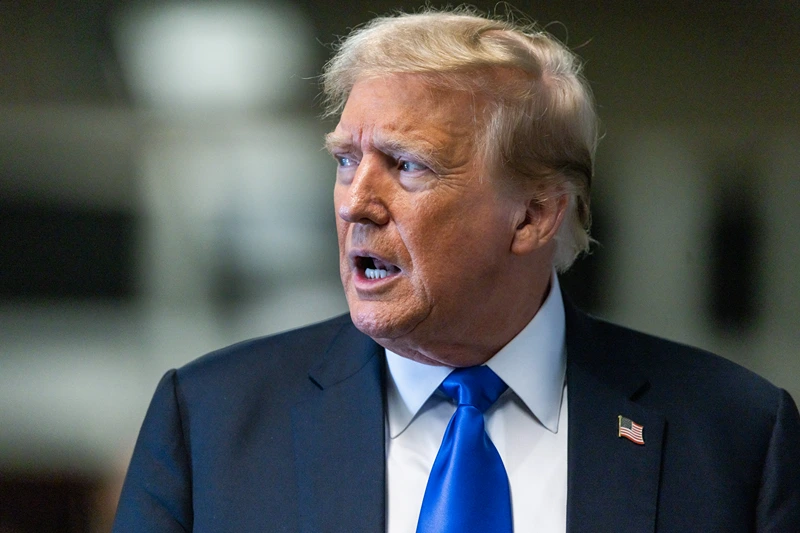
[113,9,800,533]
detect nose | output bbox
[336,156,391,226]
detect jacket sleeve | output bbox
[756,388,800,531]
[112,369,193,532]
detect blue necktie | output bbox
[416,366,513,533]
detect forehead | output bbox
[329,75,481,157]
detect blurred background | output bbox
[1,0,798,531]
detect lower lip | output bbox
[352,269,401,291]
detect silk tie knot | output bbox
[440,366,508,413]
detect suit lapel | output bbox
[291,322,386,533]
[289,301,666,532]
[564,301,665,533]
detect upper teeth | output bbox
[365,268,389,279]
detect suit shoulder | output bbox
[583,313,785,409]
[172,313,353,393]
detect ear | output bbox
[510,193,569,256]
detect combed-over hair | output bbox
[322,8,598,271]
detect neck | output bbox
[378,269,553,367]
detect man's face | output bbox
[327,75,524,363]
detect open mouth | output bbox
[356,255,401,280]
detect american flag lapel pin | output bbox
[618,415,645,445]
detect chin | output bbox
[348,303,421,343]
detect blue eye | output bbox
[337,156,357,168]
[399,160,427,173]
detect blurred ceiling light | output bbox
[113,1,313,110]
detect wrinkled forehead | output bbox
[330,75,487,163]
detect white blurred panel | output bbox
[137,116,336,308]
[602,128,710,346]
[114,1,313,110]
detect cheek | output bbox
[335,218,348,240]
[332,191,342,226]
[417,210,511,281]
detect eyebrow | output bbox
[324,131,445,173]
[324,132,352,155]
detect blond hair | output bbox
[322,8,598,271]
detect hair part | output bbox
[322,7,598,271]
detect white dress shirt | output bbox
[385,275,568,533]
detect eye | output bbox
[336,155,358,168]
[399,159,428,173]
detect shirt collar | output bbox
[384,273,567,438]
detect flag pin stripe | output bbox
[618,415,645,445]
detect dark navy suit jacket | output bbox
[113,300,800,532]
